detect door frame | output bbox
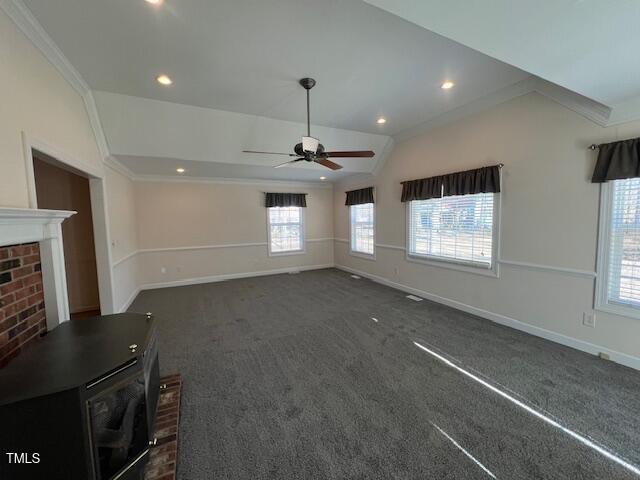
[22,131,116,316]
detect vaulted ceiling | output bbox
[17,0,639,182]
[364,0,640,124]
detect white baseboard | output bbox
[118,264,334,312]
[335,264,640,371]
[119,286,141,313]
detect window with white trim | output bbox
[407,193,496,270]
[598,178,640,312]
[268,206,304,255]
[350,203,375,256]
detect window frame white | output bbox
[266,206,305,257]
[405,192,501,278]
[595,181,640,319]
[349,202,376,260]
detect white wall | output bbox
[334,92,640,365]
[132,180,334,290]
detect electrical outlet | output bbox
[582,312,596,328]
[394,267,399,275]
[160,267,166,274]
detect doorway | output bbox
[32,150,101,319]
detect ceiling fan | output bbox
[243,78,375,170]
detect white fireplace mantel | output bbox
[0,208,76,330]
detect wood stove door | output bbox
[87,371,149,480]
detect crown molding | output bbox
[533,78,610,127]
[0,0,88,95]
[132,174,334,189]
[394,76,614,143]
[393,77,537,142]
[104,156,136,181]
[1,0,111,160]
[371,136,396,176]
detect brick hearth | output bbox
[145,374,182,480]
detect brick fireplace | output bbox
[0,208,75,367]
[0,242,47,367]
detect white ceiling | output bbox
[23,0,528,137]
[94,91,392,182]
[364,0,640,110]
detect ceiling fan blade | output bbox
[243,150,296,156]
[316,158,343,170]
[274,158,304,169]
[324,150,375,158]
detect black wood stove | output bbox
[0,313,160,480]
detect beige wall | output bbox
[0,9,103,208]
[105,165,140,311]
[133,181,334,287]
[334,92,640,361]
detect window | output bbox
[407,192,496,272]
[350,203,375,257]
[596,178,640,316]
[267,206,304,255]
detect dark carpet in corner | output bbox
[129,268,640,479]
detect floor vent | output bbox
[406,294,423,302]
[350,275,361,279]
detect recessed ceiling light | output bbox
[441,81,455,90]
[176,168,185,173]
[376,117,387,125]
[320,176,327,180]
[157,74,172,86]
[145,0,163,5]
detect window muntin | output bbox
[407,193,495,268]
[268,206,303,254]
[605,178,640,308]
[350,203,375,256]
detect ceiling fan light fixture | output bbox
[376,117,387,125]
[302,136,320,153]
[441,81,455,90]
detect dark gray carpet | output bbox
[129,268,640,479]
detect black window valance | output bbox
[265,192,307,208]
[592,137,640,183]
[401,165,501,202]
[345,187,374,206]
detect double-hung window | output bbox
[407,192,497,273]
[596,178,640,316]
[350,203,375,257]
[267,206,304,255]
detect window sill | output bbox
[268,249,306,257]
[595,300,640,320]
[349,250,376,261]
[405,253,498,278]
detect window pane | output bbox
[408,193,494,267]
[607,178,640,307]
[350,203,374,255]
[268,207,303,253]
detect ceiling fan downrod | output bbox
[299,77,316,137]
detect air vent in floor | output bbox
[406,295,423,302]
[350,275,361,279]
